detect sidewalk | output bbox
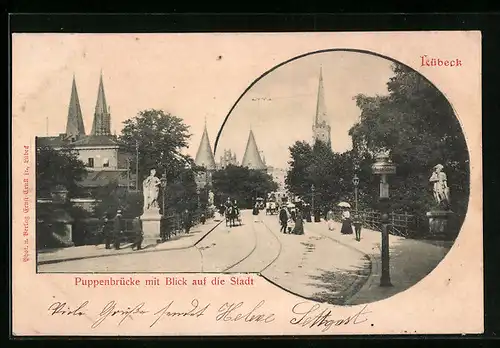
[304,220,452,305]
[37,218,223,265]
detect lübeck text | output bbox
[421,55,462,67]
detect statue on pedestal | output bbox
[427,164,453,239]
[429,164,451,207]
[143,169,161,212]
[208,190,215,207]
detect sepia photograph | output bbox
[34,45,469,306]
[11,31,482,336]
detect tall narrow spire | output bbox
[194,123,216,170]
[91,71,111,136]
[65,75,86,137]
[241,129,266,170]
[312,66,332,147]
[315,66,328,126]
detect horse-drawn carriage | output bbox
[225,205,242,227]
[265,201,278,215]
[255,197,265,210]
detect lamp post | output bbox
[352,174,360,213]
[160,173,167,216]
[160,173,167,242]
[311,184,315,219]
[372,151,396,287]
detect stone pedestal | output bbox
[140,208,162,245]
[426,210,453,239]
[53,207,74,247]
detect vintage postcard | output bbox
[11,31,482,336]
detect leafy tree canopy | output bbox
[36,144,88,198]
[212,165,278,208]
[118,109,200,214]
[119,109,196,183]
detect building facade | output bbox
[37,72,132,194]
[218,149,238,169]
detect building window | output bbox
[103,158,109,168]
[87,158,94,168]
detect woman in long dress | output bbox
[340,207,353,234]
[292,209,304,235]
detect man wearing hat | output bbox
[113,209,124,250]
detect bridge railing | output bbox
[329,207,421,238]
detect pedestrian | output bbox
[200,212,206,225]
[102,214,112,249]
[292,209,304,235]
[326,208,335,231]
[290,208,297,223]
[279,205,288,233]
[252,202,259,216]
[131,217,143,250]
[183,209,192,234]
[353,212,363,241]
[340,206,353,235]
[113,210,124,250]
[314,208,321,223]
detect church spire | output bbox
[312,66,331,147]
[194,123,216,170]
[65,75,86,137]
[241,129,266,170]
[315,66,328,126]
[91,71,111,136]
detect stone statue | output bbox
[429,164,450,206]
[208,190,214,207]
[143,169,161,211]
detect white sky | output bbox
[217,51,394,168]
[12,34,394,169]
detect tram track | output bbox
[222,214,283,273]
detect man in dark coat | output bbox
[279,206,288,233]
[183,209,192,234]
[113,210,123,250]
[102,214,112,249]
[314,208,322,223]
[131,217,143,250]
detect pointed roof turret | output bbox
[241,129,266,170]
[194,124,216,170]
[95,71,108,115]
[315,66,328,126]
[91,71,111,136]
[65,75,86,137]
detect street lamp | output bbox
[352,174,360,213]
[160,173,167,242]
[372,151,397,287]
[160,173,167,215]
[311,184,316,221]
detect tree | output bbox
[119,109,195,183]
[212,165,278,208]
[36,144,88,198]
[93,181,143,219]
[119,109,200,213]
[285,141,314,198]
[349,62,469,235]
